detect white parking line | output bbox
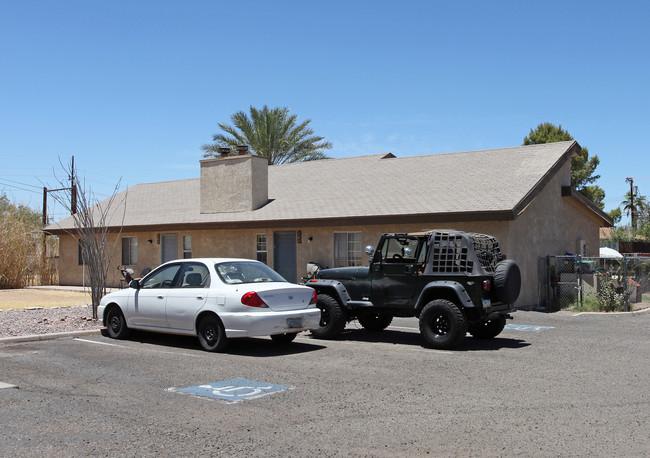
[0,382,18,389]
[75,338,122,347]
[74,337,204,357]
[387,326,418,331]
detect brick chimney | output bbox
[200,150,268,213]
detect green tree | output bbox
[621,191,648,229]
[202,105,332,165]
[523,122,604,208]
[607,207,622,226]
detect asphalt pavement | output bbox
[1,310,649,456]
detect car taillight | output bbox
[309,289,318,305]
[241,291,269,308]
[483,280,491,291]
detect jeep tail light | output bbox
[482,280,491,291]
[241,291,269,308]
[309,289,318,305]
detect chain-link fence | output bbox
[538,255,650,312]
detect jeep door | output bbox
[369,236,424,309]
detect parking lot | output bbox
[1,310,649,456]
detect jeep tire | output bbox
[357,312,393,332]
[311,294,347,339]
[419,299,467,349]
[469,316,507,339]
[494,259,521,304]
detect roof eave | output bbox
[561,186,613,227]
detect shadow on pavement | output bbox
[310,327,531,351]
[110,330,327,357]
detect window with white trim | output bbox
[183,235,192,259]
[121,237,138,265]
[256,234,268,264]
[334,232,362,267]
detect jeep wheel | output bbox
[419,299,467,349]
[494,259,521,304]
[358,312,393,331]
[311,294,347,339]
[469,316,507,339]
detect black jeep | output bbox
[305,230,521,349]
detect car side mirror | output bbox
[129,279,140,289]
[365,245,375,257]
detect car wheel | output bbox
[105,306,129,339]
[419,299,467,349]
[270,332,298,344]
[494,259,521,304]
[357,312,393,331]
[469,316,507,339]
[311,294,347,339]
[197,315,229,352]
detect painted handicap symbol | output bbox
[199,384,274,398]
[171,378,292,402]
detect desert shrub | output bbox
[0,194,43,289]
[596,276,629,312]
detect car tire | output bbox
[494,259,521,304]
[105,306,129,339]
[270,332,298,344]
[311,294,347,339]
[357,312,393,331]
[197,315,229,352]
[469,316,507,339]
[419,299,467,349]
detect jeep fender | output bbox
[414,281,475,313]
[305,279,352,307]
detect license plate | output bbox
[286,318,303,328]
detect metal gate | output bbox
[538,255,650,312]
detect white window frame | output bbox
[334,232,363,267]
[256,234,268,264]
[182,235,192,259]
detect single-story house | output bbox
[46,140,612,308]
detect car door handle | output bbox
[196,296,204,300]
[157,295,164,299]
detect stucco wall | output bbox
[56,163,603,309]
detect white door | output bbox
[129,263,182,328]
[165,262,210,330]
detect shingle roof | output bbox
[47,141,594,231]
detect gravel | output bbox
[0,306,101,338]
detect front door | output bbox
[161,234,178,264]
[274,231,297,283]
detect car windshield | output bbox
[215,261,286,284]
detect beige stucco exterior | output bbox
[52,143,610,309]
[56,166,601,308]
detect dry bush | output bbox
[0,207,41,289]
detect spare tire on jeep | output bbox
[494,259,521,304]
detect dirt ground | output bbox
[0,290,91,310]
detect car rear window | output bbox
[215,261,286,284]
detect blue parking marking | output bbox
[169,378,292,403]
[505,324,554,332]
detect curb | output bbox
[0,329,102,344]
[571,307,650,317]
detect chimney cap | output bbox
[236,144,249,156]
[218,147,231,158]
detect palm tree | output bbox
[201,105,332,165]
[621,191,648,229]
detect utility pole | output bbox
[626,177,635,229]
[41,157,78,278]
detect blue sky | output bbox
[1,0,648,224]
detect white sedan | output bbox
[98,258,321,351]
